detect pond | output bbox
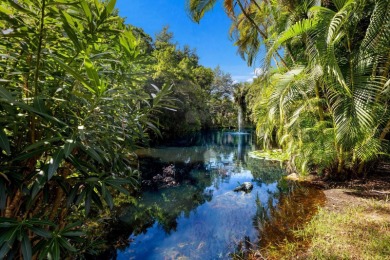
[102,131,322,259]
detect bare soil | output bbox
[309,162,390,211]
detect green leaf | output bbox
[84,195,91,215]
[0,242,11,259]
[51,55,96,95]
[64,139,76,158]
[66,184,80,207]
[80,146,103,164]
[51,240,61,260]
[21,232,32,260]
[106,0,117,15]
[48,149,64,180]
[14,147,48,161]
[0,85,14,101]
[80,0,92,22]
[0,220,17,228]
[29,226,52,239]
[57,237,77,252]
[0,225,18,244]
[62,231,84,237]
[84,57,100,92]
[61,11,82,51]
[0,86,67,126]
[0,128,10,155]
[22,137,62,152]
[105,179,130,195]
[103,188,114,209]
[0,180,6,209]
[5,0,35,16]
[33,97,48,114]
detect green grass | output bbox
[257,198,390,259]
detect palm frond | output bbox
[186,0,217,23]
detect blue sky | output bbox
[116,0,263,83]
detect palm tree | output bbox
[187,0,289,67]
[262,0,390,175]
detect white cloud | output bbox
[254,68,264,77]
[233,68,265,83]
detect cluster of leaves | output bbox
[0,0,174,258]
[188,0,390,177]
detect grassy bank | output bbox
[256,190,390,259]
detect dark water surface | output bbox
[112,131,291,259]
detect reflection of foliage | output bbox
[256,184,326,257]
[231,183,326,259]
[247,157,285,184]
[252,193,272,232]
[111,183,212,243]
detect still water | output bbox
[114,131,286,259]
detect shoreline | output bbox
[255,171,390,259]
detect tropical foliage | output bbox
[188,0,390,177]
[149,28,240,138]
[0,0,174,258]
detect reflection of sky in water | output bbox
[117,132,282,260]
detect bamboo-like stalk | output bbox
[33,0,46,97]
[4,189,22,218]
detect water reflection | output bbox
[108,131,287,259]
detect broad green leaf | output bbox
[5,0,35,16]
[66,184,81,207]
[0,128,10,155]
[22,137,62,152]
[64,139,76,158]
[0,180,6,209]
[61,11,82,51]
[33,97,48,114]
[62,231,84,237]
[106,0,117,15]
[80,146,103,164]
[51,55,96,95]
[50,240,61,260]
[103,188,114,209]
[48,149,65,180]
[84,195,91,214]
[0,242,11,259]
[80,0,92,22]
[14,146,49,161]
[0,226,18,244]
[29,226,52,239]
[21,233,32,260]
[0,5,12,15]
[57,237,77,252]
[84,57,100,92]
[0,86,67,126]
[0,85,14,101]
